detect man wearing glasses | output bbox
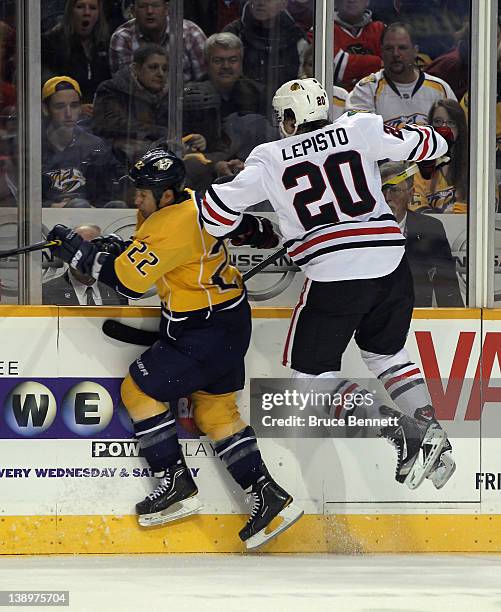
[380,160,464,307]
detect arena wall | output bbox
[0,306,499,553]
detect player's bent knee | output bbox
[192,390,246,441]
[121,374,168,422]
[360,347,411,378]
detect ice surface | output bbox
[0,553,500,612]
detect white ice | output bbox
[0,554,500,612]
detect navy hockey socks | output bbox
[133,410,181,474]
[214,426,266,490]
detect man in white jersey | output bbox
[346,22,456,128]
[201,78,456,490]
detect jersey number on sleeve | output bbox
[282,151,376,230]
[126,242,160,276]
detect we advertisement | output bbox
[0,377,200,440]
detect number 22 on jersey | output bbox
[126,242,160,276]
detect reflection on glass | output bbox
[0,2,17,304]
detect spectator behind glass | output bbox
[426,20,469,101]
[184,0,245,37]
[347,22,456,128]
[370,0,468,61]
[205,32,267,120]
[93,44,216,190]
[412,99,468,214]
[223,0,309,104]
[109,0,207,83]
[42,0,111,118]
[380,160,463,307]
[301,45,348,121]
[43,224,128,305]
[42,76,123,208]
[308,0,384,91]
[194,32,277,178]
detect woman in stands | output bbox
[412,98,468,214]
[42,0,111,117]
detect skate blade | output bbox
[138,496,203,527]
[428,453,456,490]
[245,504,304,551]
[405,427,447,490]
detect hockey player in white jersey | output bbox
[201,78,456,490]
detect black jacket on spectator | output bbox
[405,210,463,307]
[42,26,111,103]
[42,126,121,207]
[217,76,268,119]
[93,67,169,164]
[224,8,306,101]
[93,68,227,165]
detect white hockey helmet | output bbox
[272,78,329,137]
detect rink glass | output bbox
[7,0,495,308]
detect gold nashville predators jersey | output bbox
[114,189,243,313]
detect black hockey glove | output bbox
[91,234,131,257]
[47,224,97,275]
[229,214,280,249]
[418,125,454,179]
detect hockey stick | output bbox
[241,156,449,282]
[242,248,288,281]
[0,240,61,260]
[102,319,159,346]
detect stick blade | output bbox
[102,319,159,346]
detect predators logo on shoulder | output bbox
[359,74,377,85]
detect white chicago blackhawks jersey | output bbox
[346,70,456,128]
[202,111,448,282]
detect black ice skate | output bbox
[381,406,447,490]
[136,459,202,527]
[415,407,456,490]
[239,472,303,550]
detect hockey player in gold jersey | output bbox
[47,147,302,549]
